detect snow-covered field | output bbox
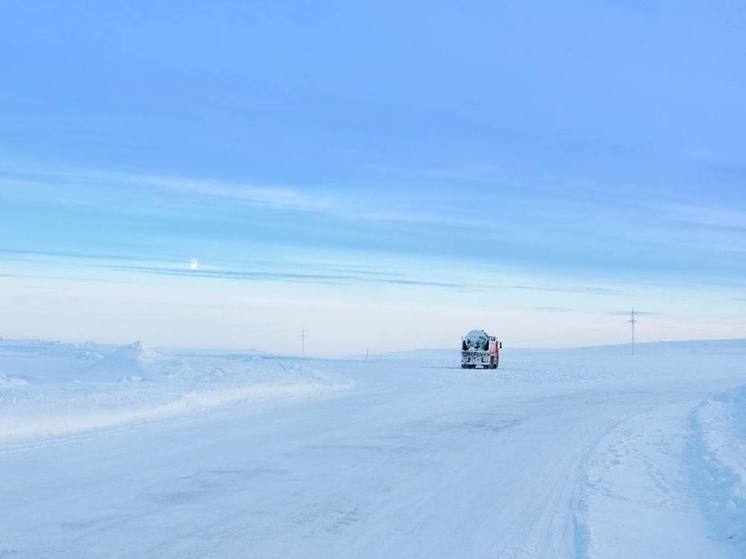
[1,339,746,558]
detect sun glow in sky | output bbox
[1,1,745,353]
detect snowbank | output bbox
[0,339,351,446]
[690,384,746,552]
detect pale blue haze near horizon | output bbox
[1,0,745,353]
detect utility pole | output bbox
[629,308,639,352]
[300,327,306,356]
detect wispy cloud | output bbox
[141,175,331,213]
[508,284,620,296]
[1,165,476,228]
[656,203,746,231]
[0,246,480,290]
[0,166,332,214]
[106,264,474,290]
[0,247,146,263]
[142,174,485,229]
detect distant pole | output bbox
[301,327,306,356]
[629,308,639,352]
[366,347,369,360]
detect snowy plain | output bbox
[1,338,746,558]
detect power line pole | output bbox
[629,308,639,352]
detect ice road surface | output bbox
[1,339,746,558]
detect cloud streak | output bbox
[658,203,746,231]
[508,284,621,296]
[105,264,476,290]
[141,175,331,213]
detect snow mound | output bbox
[76,349,103,362]
[0,374,29,388]
[87,342,190,381]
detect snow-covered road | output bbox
[1,341,746,558]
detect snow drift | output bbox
[0,339,350,445]
[87,341,189,381]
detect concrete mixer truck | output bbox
[461,329,501,369]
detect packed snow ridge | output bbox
[690,384,746,552]
[0,339,351,444]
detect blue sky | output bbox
[1,1,745,353]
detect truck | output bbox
[461,329,501,369]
